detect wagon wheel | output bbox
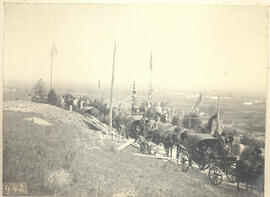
[208,166,223,185]
[226,163,236,183]
[178,152,190,172]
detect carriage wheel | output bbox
[226,163,236,183]
[208,166,223,185]
[178,152,190,172]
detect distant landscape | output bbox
[4,80,266,144]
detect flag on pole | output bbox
[210,96,224,137]
[50,43,58,59]
[49,42,58,90]
[148,86,153,106]
[132,81,136,103]
[216,96,223,135]
[192,90,203,111]
[147,52,153,108]
[210,114,224,137]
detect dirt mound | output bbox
[3,101,109,196]
[4,100,95,132]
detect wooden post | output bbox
[217,96,221,120]
[147,52,152,109]
[109,42,117,140]
[50,56,53,90]
[49,43,57,90]
[216,96,221,136]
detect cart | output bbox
[177,131,237,185]
[177,132,219,172]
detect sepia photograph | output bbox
[2,2,268,197]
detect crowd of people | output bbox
[30,91,216,143]
[30,90,264,192]
[30,91,262,159]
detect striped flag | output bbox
[132,81,136,103]
[148,86,153,107]
[50,43,58,59]
[192,90,203,111]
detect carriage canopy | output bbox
[187,132,218,148]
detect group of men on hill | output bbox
[30,90,263,165]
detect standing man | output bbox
[28,93,32,102]
[59,96,65,109]
[139,114,147,136]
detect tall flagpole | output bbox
[216,96,221,136]
[109,42,117,139]
[49,43,58,90]
[217,96,221,120]
[98,80,102,100]
[131,81,136,115]
[50,56,53,90]
[147,52,152,108]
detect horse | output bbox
[235,155,264,191]
[162,130,175,158]
[150,123,181,158]
[127,120,139,139]
[128,118,182,158]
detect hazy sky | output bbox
[3,3,268,94]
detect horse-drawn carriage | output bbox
[177,131,237,185]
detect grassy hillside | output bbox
[3,101,262,197]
